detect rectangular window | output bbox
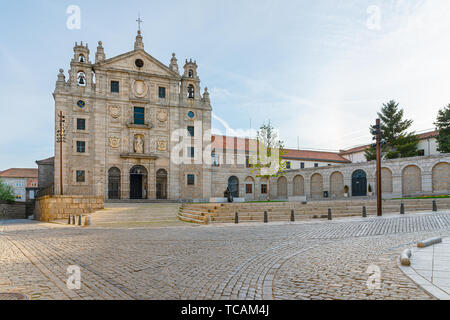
[187,174,195,185]
[187,126,195,137]
[286,161,291,169]
[314,163,319,168]
[261,184,267,194]
[246,156,252,168]
[77,118,86,131]
[188,147,195,158]
[134,107,145,125]
[76,141,86,153]
[111,81,119,93]
[246,184,253,194]
[300,162,305,169]
[158,87,166,99]
[418,150,425,156]
[76,170,85,182]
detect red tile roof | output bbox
[0,168,38,179]
[211,135,350,163]
[417,130,439,139]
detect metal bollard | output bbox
[362,206,367,218]
[328,208,332,220]
[78,215,82,226]
[291,209,295,222]
[68,215,71,224]
[235,212,239,224]
[400,202,405,215]
[264,211,268,223]
[432,200,437,212]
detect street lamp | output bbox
[56,111,66,195]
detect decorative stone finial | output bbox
[134,30,144,50]
[96,40,105,63]
[169,53,179,73]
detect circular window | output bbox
[135,59,144,68]
[187,111,195,119]
[77,100,85,109]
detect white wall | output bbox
[417,138,439,156]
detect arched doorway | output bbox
[277,176,288,199]
[130,165,148,199]
[228,176,239,198]
[108,167,121,199]
[156,169,168,200]
[293,175,305,196]
[310,173,323,198]
[330,171,344,198]
[352,170,367,197]
[402,165,422,196]
[432,162,449,193]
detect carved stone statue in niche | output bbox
[134,135,144,154]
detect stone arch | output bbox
[352,169,367,197]
[293,175,305,196]
[381,168,393,193]
[310,173,323,198]
[130,165,148,199]
[228,176,239,198]
[108,167,121,199]
[244,176,255,199]
[156,169,168,199]
[432,162,449,193]
[330,171,344,198]
[277,176,288,199]
[402,165,422,196]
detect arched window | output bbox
[187,84,195,99]
[79,55,85,63]
[188,69,193,78]
[108,167,121,199]
[77,71,86,86]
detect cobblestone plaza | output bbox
[1,210,449,300]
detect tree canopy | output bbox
[435,104,450,153]
[0,179,15,202]
[365,100,419,160]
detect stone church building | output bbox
[50,30,449,202]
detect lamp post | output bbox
[371,119,383,216]
[56,111,66,195]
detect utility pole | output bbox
[371,119,383,216]
[56,111,66,195]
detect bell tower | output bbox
[181,59,201,104]
[69,41,93,91]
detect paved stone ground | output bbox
[1,211,450,300]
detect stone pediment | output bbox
[96,50,179,79]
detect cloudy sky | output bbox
[0,0,449,169]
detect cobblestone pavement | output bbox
[1,211,450,300]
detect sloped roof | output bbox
[211,135,350,163]
[36,156,54,165]
[417,130,439,139]
[0,168,38,178]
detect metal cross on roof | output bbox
[136,13,143,32]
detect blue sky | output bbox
[1,0,449,169]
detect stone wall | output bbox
[210,154,450,201]
[0,201,29,220]
[34,195,104,222]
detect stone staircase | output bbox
[178,198,450,224]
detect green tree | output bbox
[434,104,450,153]
[0,179,15,202]
[249,122,287,201]
[365,100,419,160]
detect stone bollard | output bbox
[78,215,82,226]
[264,211,268,223]
[85,215,92,226]
[71,215,76,225]
[432,200,437,212]
[400,202,405,215]
[362,206,367,218]
[68,215,71,224]
[291,209,295,222]
[328,208,332,221]
[400,249,412,266]
[235,212,239,224]
[418,237,442,248]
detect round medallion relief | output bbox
[133,80,148,97]
[109,106,121,119]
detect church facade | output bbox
[54,30,212,201]
[52,30,449,202]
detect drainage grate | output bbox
[0,292,29,300]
